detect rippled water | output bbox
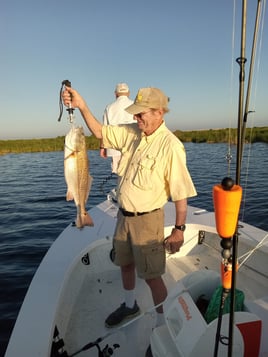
[0,142,267,356]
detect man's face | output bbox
[134,109,164,135]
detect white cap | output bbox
[115,83,129,94]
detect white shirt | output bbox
[103,95,135,157]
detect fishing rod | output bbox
[235,0,247,186]
[213,1,264,356]
[229,0,263,356]
[223,1,248,355]
[241,0,262,153]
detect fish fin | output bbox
[82,212,94,227]
[66,190,74,201]
[75,212,94,228]
[88,174,93,192]
[75,215,83,229]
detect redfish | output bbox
[64,126,94,228]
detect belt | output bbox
[119,208,160,217]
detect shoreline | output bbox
[0,127,267,155]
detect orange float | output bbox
[221,260,233,290]
[221,260,239,289]
[213,178,242,238]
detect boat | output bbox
[5,1,268,356]
[4,189,268,357]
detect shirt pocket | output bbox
[140,242,165,277]
[132,155,156,190]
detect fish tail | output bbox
[76,211,94,228]
[75,215,83,229]
[82,212,94,227]
[66,190,74,201]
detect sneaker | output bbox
[145,345,153,357]
[105,301,140,328]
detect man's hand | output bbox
[62,86,103,139]
[62,86,86,111]
[164,228,184,254]
[100,148,107,158]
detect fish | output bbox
[64,125,94,228]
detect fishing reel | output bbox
[100,343,120,356]
[67,337,120,357]
[77,339,120,357]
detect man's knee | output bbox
[145,276,161,288]
[121,262,135,273]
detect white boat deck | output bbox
[62,221,268,356]
[5,198,268,357]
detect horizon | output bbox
[1,125,267,141]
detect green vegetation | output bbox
[0,135,100,155]
[174,127,268,144]
[0,127,267,155]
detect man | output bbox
[62,86,197,343]
[100,83,134,174]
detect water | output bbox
[0,142,267,356]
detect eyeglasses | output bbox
[134,110,152,119]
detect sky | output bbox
[1,0,267,139]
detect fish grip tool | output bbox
[57,79,75,123]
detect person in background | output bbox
[100,83,134,174]
[62,85,197,357]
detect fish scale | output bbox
[64,125,94,228]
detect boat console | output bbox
[150,270,262,357]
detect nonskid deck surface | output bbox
[64,260,208,356]
[64,272,153,356]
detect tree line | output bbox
[174,127,268,144]
[0,127,267,155]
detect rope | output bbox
[238,232,268,270]
[193,229,268,277]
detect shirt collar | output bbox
[141,121,167,143]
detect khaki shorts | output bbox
[113,208,165,279]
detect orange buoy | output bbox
[213,177,242,238]
[221,260,233,290]
[221,260,239,289]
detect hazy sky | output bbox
[1,0,267,139]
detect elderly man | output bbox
[62,86,196,340]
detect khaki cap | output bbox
[126,87,169,114]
